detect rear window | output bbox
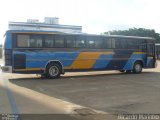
[17,35,29,47]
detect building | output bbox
[8,17,82,34]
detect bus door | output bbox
[155,44,160,59]
[147,43,156,68]
[139,42,147,65]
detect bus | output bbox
[1,30,156,78]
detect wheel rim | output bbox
[49,66,59,77]
[135,64,141,72]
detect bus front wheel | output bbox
[132,62,142,74]
[46,63,61,79]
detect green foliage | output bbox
[104,28,160,43]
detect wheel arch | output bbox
[45,60,64,74]
[133,60,144,68]
[131,60,144,70]
[132,60,143,74]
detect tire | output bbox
[119,70,125,72]
[46,63,61,79]
[41,73,47,78]
[126,70,132,73]
[132,62,142,74]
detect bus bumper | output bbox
[0,66,12,73]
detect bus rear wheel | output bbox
[126,70,132,73]
[119,70,125,72]
[46,63,61,79]
[132,62,142,74]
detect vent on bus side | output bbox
[5,49,12,66]
[13,54,26,69]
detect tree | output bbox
[104,28,160,43]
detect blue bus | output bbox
[1,30,156,78]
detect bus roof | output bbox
[6,30,155,41]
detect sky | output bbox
[0,0,160,44]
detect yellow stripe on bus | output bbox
[14,68,43,71]
[133,52,146,54]
[65,52,114,69]
[147,57,153,58]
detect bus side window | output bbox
[115,38,127,49]
[139,39,147,52]
[104,38,112,49]
[95,38,103,49]
[111,38,116,49]
[139,45,146,52]
[55,35,65,48]
[76,36,86,48]
[115,38,120,48]
[66,35,76,48]
[126,39,138,49]
[44,35,54,47]
[86,36,95,49]
[29,35,42,47]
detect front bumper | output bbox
[0,66,12,73]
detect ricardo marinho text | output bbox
[118,114,160,120]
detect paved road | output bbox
[0,72,115,120]
[0,62,160,119]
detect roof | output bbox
[9,22,82,30]
[6,30,155,41]
[6,30,68,34]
